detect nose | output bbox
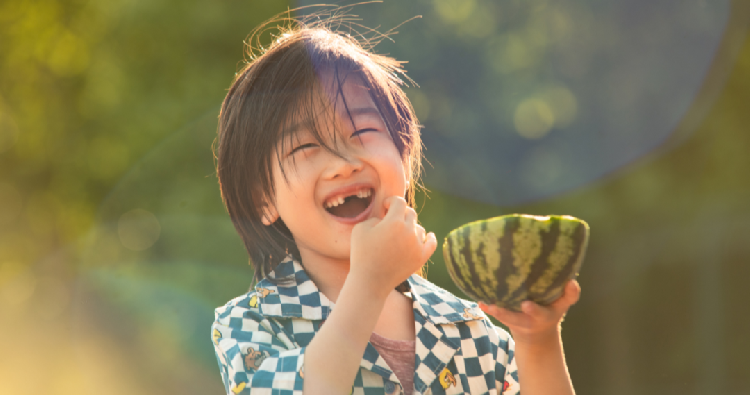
[322,151,364,180]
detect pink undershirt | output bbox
[370,331,415,395]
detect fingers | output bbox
[382,196,406,220]
[404,206,417,225]
[421,232,437,261]
[382,196,419,236]
[416,224,426,242]
[549,280,581,311]
[382,195,435,260]
[383,196,417,224]
[479,303,534,328]
[566,279,581,303]
[479,280,583,339]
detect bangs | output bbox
[256,26,418,199]
[271,65,389,185]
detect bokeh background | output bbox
[1,0,749,394]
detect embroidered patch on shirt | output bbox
[438,366,457,389]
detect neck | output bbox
[298,250,351,303]
[297,249,415,341]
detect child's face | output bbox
[264,75,408,264]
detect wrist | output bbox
[344,270,392,301]
[511,326,562,352]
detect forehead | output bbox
[287,73,382,137]
[319,72,378,117]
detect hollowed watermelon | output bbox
[443,214,589,311]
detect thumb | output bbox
[382,196,406,220]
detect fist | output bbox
[349,196,437,293]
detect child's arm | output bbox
[479,280,581,395]
[300,270,394,394]
[212,197,432,395]
[303,196,436,395]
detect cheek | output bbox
[271,167,306,207]
[282,167,320,205]
[375,147,409,190]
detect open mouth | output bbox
[324,188,374,218]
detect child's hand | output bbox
[349,196,437,295]
[478,280,581,344]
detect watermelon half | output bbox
[443,214,589,311]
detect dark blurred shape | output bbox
[299,0,745,206]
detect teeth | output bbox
[325,188,372,209]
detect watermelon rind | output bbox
[442,214,589,312]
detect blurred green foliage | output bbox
[0,0,290,392]
[1,1,749,394]
[0,0,286,261]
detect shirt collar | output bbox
[253,256,483,324]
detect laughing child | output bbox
[211,11,580,395]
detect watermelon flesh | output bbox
[442,214,589,312]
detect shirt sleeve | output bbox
[212,295,306,395]
[491,324,520,395]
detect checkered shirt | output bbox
[212,257,520,395]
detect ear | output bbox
[261,204,279,226]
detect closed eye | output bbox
[289,143,318,155]
[352,128,378,138]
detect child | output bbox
[211,11,580,395]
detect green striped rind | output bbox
[443,214,589,312]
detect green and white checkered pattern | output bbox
[212,257,519,394]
